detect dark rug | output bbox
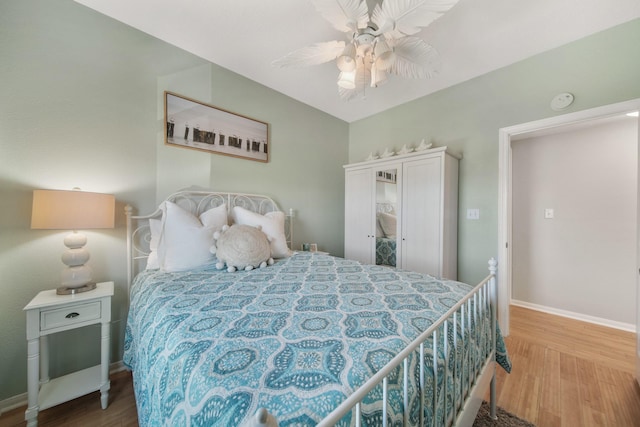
[473,401,536,427]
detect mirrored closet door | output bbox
[375,168,399,267]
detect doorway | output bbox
[497,98,640,336]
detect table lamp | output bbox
[31,188,115,295]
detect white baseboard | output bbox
[0,361,128,416]
[0,393,26,417]
[511,300,636,333]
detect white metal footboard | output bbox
[247,258,499,427]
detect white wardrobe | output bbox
[344,147,460,279]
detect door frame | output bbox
[497,98,640,336]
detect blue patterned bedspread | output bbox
[376,237,396,267]
[124,252,510,426]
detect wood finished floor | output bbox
[487,305,640,426]
[1,305,639,426]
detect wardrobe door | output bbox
[401,157,442,276]
[345,167,375,264]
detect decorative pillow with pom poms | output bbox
[210,224,274,272]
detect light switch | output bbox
[467,208,480,220]
[544,208,554,219]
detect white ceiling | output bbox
[74,0,640,123]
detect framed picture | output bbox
[164,91,269,163]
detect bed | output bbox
[124,189,510,427]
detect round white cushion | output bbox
[213,224,272,271]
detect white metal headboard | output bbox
[376,202,396,214]
[125,189,293,295]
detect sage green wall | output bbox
[0,0,348,402]
[349,19,640,285]
[154,63,348,250]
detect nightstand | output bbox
[23,281,114,427]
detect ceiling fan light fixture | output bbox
[373,39,395,71]
[336,42,357,72]
[272,0,461,98]
[375,51,395,71]
[370,63,388,88]
[337,69,357,89]
[373,38,389,56]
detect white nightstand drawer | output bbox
[40,301,102,331]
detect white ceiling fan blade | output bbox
[311,0,370,32]
[272,41,346,68]
[372,0,459,39]
[389,37,440,78]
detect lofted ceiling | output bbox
[74,0,640,123]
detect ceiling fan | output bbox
[272,0,460,100]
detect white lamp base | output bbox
[59,231,96,293]
[57,282,97,295]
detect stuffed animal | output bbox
[211,224,274,272]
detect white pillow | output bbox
[157,201,228,271]
[232,206,291,258]
[145,218,161,269]
[378,212,397,239]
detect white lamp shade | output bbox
[371,63,388,88]
[336,43,357,72]
[337,70,357,89]
[374,40,395,71]
[31,189,115,230]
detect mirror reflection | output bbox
[375,169,397,267]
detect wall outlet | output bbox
[544,208,554,219]
[467,208,480,220]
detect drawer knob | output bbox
[65,312,80,319]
